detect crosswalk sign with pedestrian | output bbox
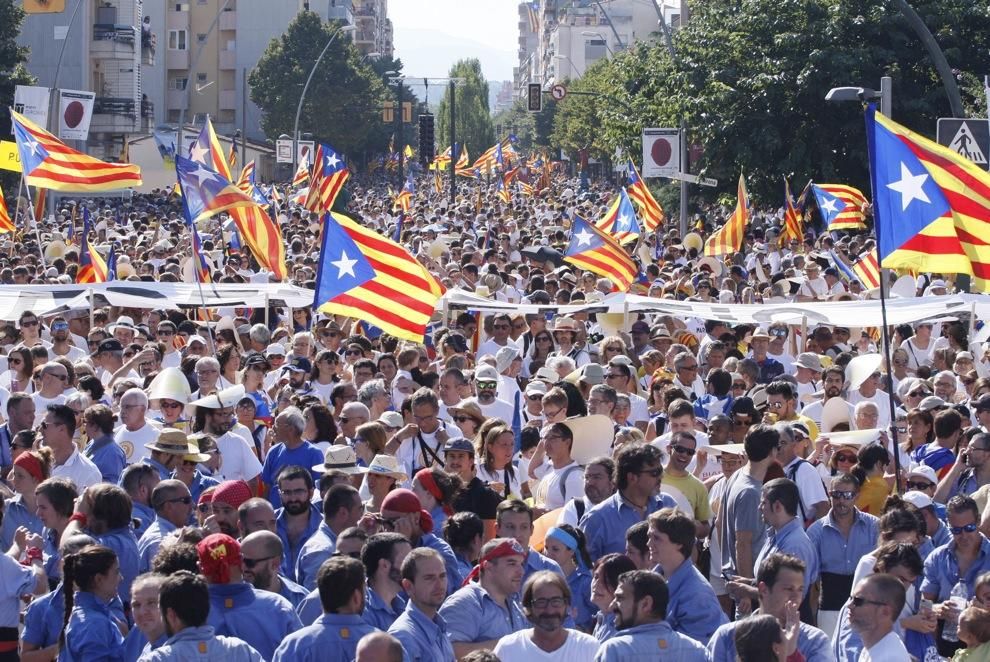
[937,118,990,170]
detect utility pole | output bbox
[240,68,247,168]
[395,80,404,187]
[449,79,456,204]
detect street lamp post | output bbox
[292,23,357,174]
[825,77,893,117]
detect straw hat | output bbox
[557,414,614,465]
[312,445,369,474]
[447,398,486,424]
[189,384,246,409]
[364,454,407,482]
[697,256,724,278]
[145,429,210,462]
[683,232,703,253]
[845,353,883,392]
[550,316,579,333]
[148,367,192,404]
[821,397,853,433]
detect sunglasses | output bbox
[908,390,928,397]
[733,418,752,426]
[671,444,696,457]
[732,383,746,389]
[476,380,497,390]
[20,320,38,327]
[850,595,888,608]
[905,481,933,491]
[829,490,857,500]
[161,401,183,410]
[345,349,362,356]
[834,453,857,463]
[242,555,277,569]
[951,523,979,535]
[636,468,663,478]
[452,416,475,424]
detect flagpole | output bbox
[22,184,46,269]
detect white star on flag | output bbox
[331,251,358,279]
[819,197,839,216]
[23,137,39,157]
[886,162,931,211]
[326,153,341,169]
[192,165,217,185]
[189,143,209,164]
[575,229,594,246]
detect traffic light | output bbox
[418,114,435,165]
[527,83,542,112]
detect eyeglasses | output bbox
[829,490,857,501]
[476,380,498,390]
[530,597,567,609]
[950,523,979,535]
[850,595,888,608]
[678,365,698,371]
[157,329,174,336]
[20,320,38,327]
[161,401,183,410]
[834,453,857,464]
[242,555,277,569]
[967,446,990,454]
[452,415,475,424]
[345,349,362,356]
[671,444,696,457]
[543,408,563,419]
[157,496,193,507]
[636,468,663,478]
[905,481,933,491]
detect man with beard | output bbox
[387,548,456,662]
[49,317,87,361]
[800,367,853,431]
[473,365,514,423]
[272,555,378,662]
[386,388,459,478]
[596,570,707,661]
[275,466,322,583]
[194,386,263,487]
[296,484,364,590]
[240,530,308,609]
[207,479,254,538]
[141,571,263,661]
[557,457,615,527]
[493,571,599,660]
[361,533,411,630]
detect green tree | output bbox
[249,12,389,159]
[435,59,495,162]
[0,0,35,191]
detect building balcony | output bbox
[219,89,236,110]
[92,24,137,58]
[167,48,190,70]
[91,97,138,133]
[166,89,187,110]
[328,7,354,23]
[219,49,236,70]
[219,8,236,31]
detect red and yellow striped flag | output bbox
[704,174,749,256]
[0,186,14,234]
[11,110,141,191]
[236,161,255,195]
[781,177,803,243]
[626,158,664,231]
[852,250,881,289]
[291,157,309,189]
[77,208,108,283]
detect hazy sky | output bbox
[390,1,519,85]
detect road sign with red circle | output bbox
[550,84,567,101]
[641,128,680,178]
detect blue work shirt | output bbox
[524,548,563,586]
[131,502,156,540]
[296,588,322,626]
[0,493,42,552]
[565,566,598,631]
[0,552,34,628]
[23,584,125,649]
[363,585,407,631]
[85,434,128,485]
[807,509,879,576]
[181,470,220,509]
[296,520,338,590]
[452,553,473,587]
[418,533,462,597]
[664,557,728,643]
[580,491,677,561]
[141,456,172,482]
[96,527,140,606]
[922,534,990,600]
[207,582,302,661]
[271,612,378,662]
[0,424,12,469]
[438,582,527,645]
[389,600,455,662]
[121,627,166,662]
[594,619,707,662]
[137,516,178,573]
[42,527,61,582]
[931,521,952,550]
[137,625,262,662]
[260,442,324,509]
[593,611,617,643]
[278,574,309,609]
[707,617,833,662]
[755,516,820,595]
[60,591,126,662]
[276,502,322,582]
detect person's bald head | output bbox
[240,530,283,590]
[240,530,283,559]
[355,632,403,662]
[237,497,276,536]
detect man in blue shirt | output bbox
[807,473,879,638]
[495,499,563,585]
[297,484,364,590]
[82,404,127,484]
[361,532,411,631]
[261,408,325,509]
[707,553,832,662]
[138,479,193,572]
[0,393,35,479]
[274,465,322,582]
[241,530,308,609]
[272,555,379,661]
[438,537,528,658]
[580,443,676,561]
[595,569,707,661]
[388,547,456,662]
[120,463,159,540]
[647,508,727,642]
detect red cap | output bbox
[212,480,252,510]
[197,533,241,584]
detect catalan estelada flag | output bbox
[782,178,803,243]
[0,186,14,234]
[76,208,108,283]
[236,160,255,195]
[704,174,749,256]
[852,250,881,288]
[189,119,232,179]
[11,109,141,191]
[395,174,414,212]
[626,158,664,231]
[291,156,310,189]
[192,225,213,283]
[564,214,638,291]
[496,175,511,203]
[433,169,443,195]
[226,141,237,173]
[473,139,515,173]
[314,212,444,342]
[596,188,640,245]
[305,143,349,213]
[812,183,868,231]
[176,155,257,224]
[866,104,990,291]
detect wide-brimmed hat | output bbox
[364,454,407,481]
[447,398,486,424]
[564,363,604,386]
[108,315,137,335]
[495,345,521,373]
[697,256,724,277]
[145,428,210,462]
[190,384,246,409]
[550,317,579,333]
[845,353,883,392]
[557,414,613,465]
[794,353,823,372]
[148,367,191,404]
[824,429,881,448]
[698,442,747,457]
[312,445,369,474]
[821,397,853,433]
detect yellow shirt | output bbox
[856,475,891,516]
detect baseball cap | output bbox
[265,343,287,356]
[902,490,934,510]
[285,357,312,373]
[475,365,499,382]
[907,465,938,484]
[96,339,123,353]
[443,438,476,455]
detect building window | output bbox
[174,3,189,11]
[168,29,187,50]
[197,73,207,83]
[197,33,207,44]
[171,77,188,90]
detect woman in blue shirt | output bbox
[61,544,126,662]
[443,511,485,586]
[411,467,462,538]
[543,524,597,631]
[122,574,168,661]
[590,553,637,643]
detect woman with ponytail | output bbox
[411,466,463,537]
[542,523,596,632]
[852,444,893,515]
[0,447,53,554]
[61,544,126,661]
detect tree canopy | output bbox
[436,59,495,161]
[0,0,35,190]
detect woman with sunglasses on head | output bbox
[0,346,34,394]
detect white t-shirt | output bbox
[216,430,263,482]
[52,449,102,490]
[627,392,649,425]
[114,420,163,464]
[51,344,88,362]
[479,397,515,425]
[32,392,67,425]
[533,461,585,510]
[493,629,599,662]
[160,351,182,369]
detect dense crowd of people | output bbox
[0,170,989,662]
